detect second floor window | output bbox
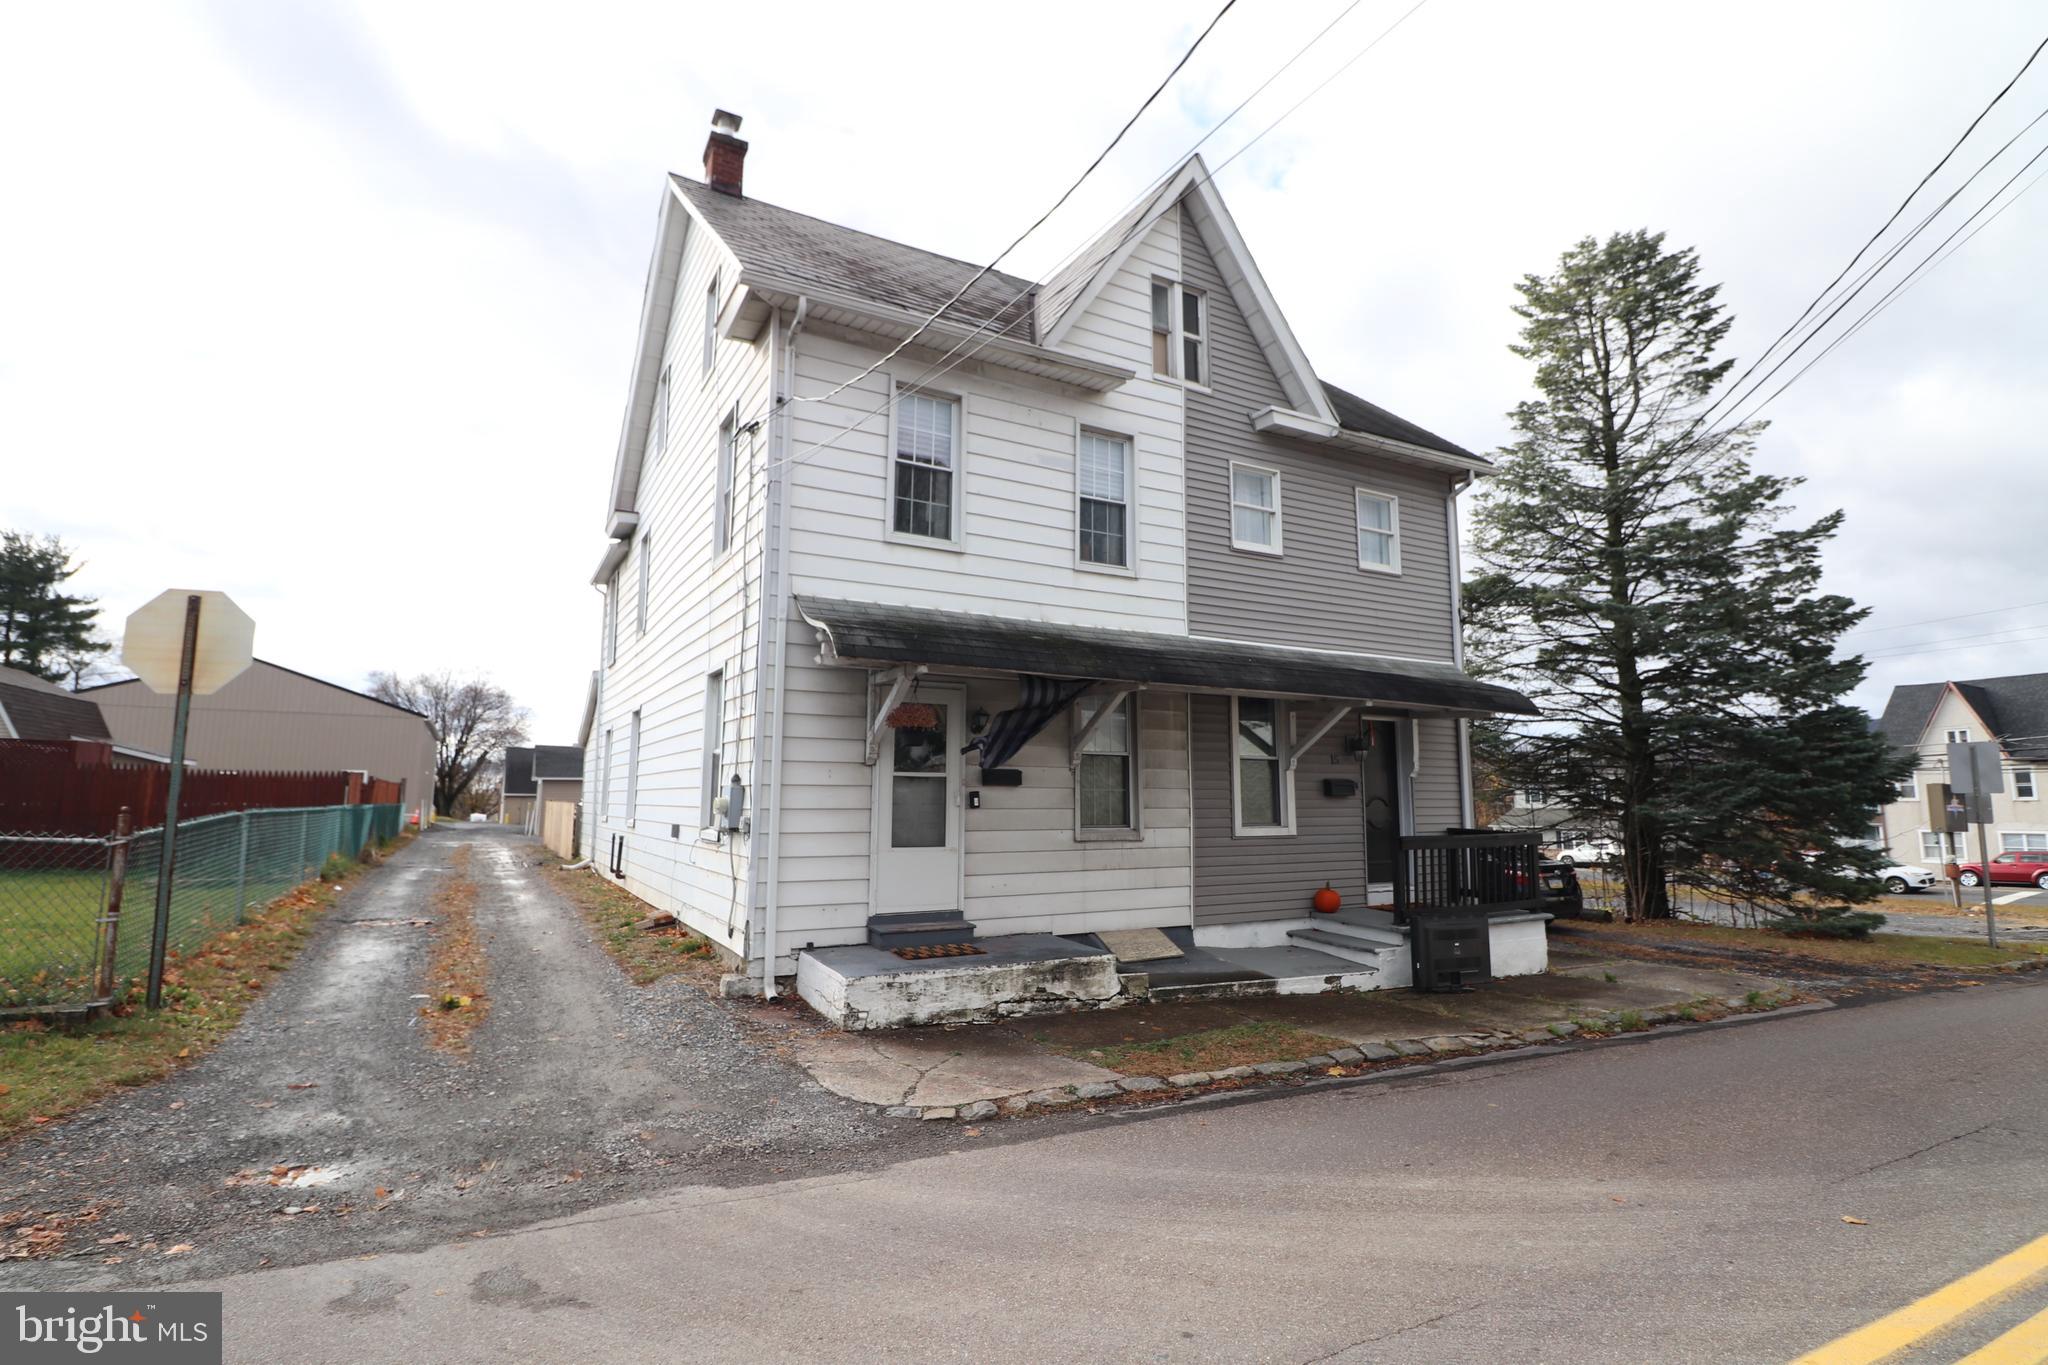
[653,365,669,465]
[606,570,620,666]
[1898,771,1918,801]
[1078,432,1131,568]
[1230,462,1281,554]
[715,409,737,555]
[2017,769,2038,800]
[704,273,719,375]
[892,390,958,542]
[636,533,653,635]
[1356,489,1399,572]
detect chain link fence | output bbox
[0,803,402,1014]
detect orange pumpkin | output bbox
[1312,884,1341,914]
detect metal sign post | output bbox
[121,588,256,1010]
[1949,740,2005,949]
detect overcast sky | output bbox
[3,0,2043,741]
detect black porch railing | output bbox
[1394,830,1552,918]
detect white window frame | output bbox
[1945,728,1972,744]
[703,272,719,378]
[1897,771,1918,801]
[1229,695,1295,837]
[714,407,738,557]
[1228,461,1283,556]
[601,727,616,821]
[1355,487,1401,575]
[1075,428,1136,575]
[626,709,642,827]
[700,671,725,836]
[2014,768,2036,800]
[1919,829,1967,862]
[605,570,619,667]
[1149,279,1207,388]
[2000,831,2048,853]
[884,383,965,549]
[653,364,669,467]
[636,533,652,636]
[1074,693,1142,839]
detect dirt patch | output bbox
[0,839,411,1139]
[542,856,722,986]
[1557,916,2048,974]
[419,846,489,1053]
[1043,1019,1351,1075]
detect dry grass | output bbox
[544,856,721,986]
[419,846,489,1053]
[1565,915,2048,970]
[1045,1019,1351,1075]
[0,835,414,1139]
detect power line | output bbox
[761,0,1431,478]
[778,0,1241,416]
[1863,629,2048,663]
[1846,597,2048,637]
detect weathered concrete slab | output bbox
[793,1030,1118,1108]
[797,934,1120,1030]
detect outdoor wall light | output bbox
[969,707,991,735]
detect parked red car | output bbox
[1954,850,2048,890]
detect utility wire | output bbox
[1847,597,2048,637]
[763,0,1431,478]
[777,0,1240,415]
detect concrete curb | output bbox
[877,989,1818,1121]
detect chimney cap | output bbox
[711,109,743,136]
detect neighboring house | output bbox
[500,746,537,828]
[581,112,1539,1022]
[83,659,436,828]
[1873,673,2048,868]
[501,744,585,858]
[0,666,171,766]
[1492,788,1608,850]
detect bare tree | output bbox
[368,671,530,816]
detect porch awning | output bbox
[795,597,1539,717]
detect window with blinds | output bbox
[892,391,957,541]
[1078,432,1131,568]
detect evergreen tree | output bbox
[0,532,107,683]
[1467,231,1906,923]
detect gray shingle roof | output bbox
[0,680,111,743]
[1322,382,1481,463]
[673,177,1037,341]
[501,746,536,797]
[1876,672,2048,762]
[532,744,584,780]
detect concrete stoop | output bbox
[800,990,1815,1122]
[795,935,1123,1031]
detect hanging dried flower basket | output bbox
[886,702,942,730]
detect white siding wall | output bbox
[1874,689,2044,866]
[780,213,1187,632]
[587,216,774,959]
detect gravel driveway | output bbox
[0,824,944,1288]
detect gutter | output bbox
[759,296,807,998]
[1250,406,1494,477]
[1448,470,1477,827]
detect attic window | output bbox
[1150,280,1205,386]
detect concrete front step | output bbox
[1288,926,1393,967]
[866,910,978,950]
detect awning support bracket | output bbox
[865,666,928,765]
[1068,685,1141,770]
[1288,704,1357,773]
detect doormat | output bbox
[893,943,987,961]
[1097,928,1184,962]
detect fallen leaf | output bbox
[175,1048,190,1059]
[285,1082,318,1091]
[29,1115,50,1125]
[168,1101,184,1111]
[0,1084,9,1096]
[373,1186,389,1201]
[1327,1067,1345,1076]
[269,1165,289,1177]
[164,1244,194,1255]
[962,1127,984,1138]
[1842,1216,1868,1226]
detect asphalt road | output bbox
[177,977,2048,1363]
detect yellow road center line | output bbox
[1791,1231,2048,1365]
[1954,1303,2048,1365]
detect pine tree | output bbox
[1467,231,1906,924]
[0,532,108,683]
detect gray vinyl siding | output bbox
[1179,203,1459,660]
[1410,717,1465,833]
[1190,693,1369,926]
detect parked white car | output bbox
[1549,839,1618,865]
[1866,863,1937,895]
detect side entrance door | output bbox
[874,685,965,915]
[1360,718,1403,887]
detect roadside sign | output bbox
[121,589,255,696]
[1946,741,2005,795]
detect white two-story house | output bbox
[578,111,1542,1027]
[1872,673,2048,873]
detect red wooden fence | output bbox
[0,741,401,836]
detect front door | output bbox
[1361,719,1403,886]
[874,686,964,915]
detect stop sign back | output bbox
[121,589,256,696]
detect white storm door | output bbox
[873,686,964,915]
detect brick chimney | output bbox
[704,109,748,196]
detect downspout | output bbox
[1448,472,1476,828]
[759,296,807,997]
